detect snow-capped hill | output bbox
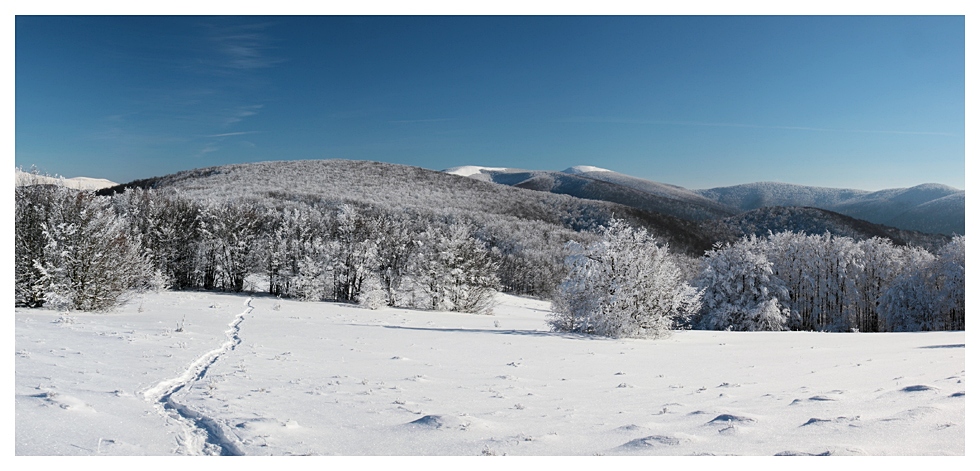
[695,182,869,211]
[15,169,118,190]
[563,165,612,174]
[886,192,965,236]
[567,168,736,216]
[838,183,960,209]
[883,183,961,206]
[443,166,509,177]
[444,165,736,221]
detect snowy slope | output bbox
[16,290,965,456]
[884,192,966,235]
[444,165,737,221]
[16,169,118,190]
[442,165,509,181]
[563,165,612,174]
[561,166,737,217]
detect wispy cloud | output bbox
[218,104,264,127]
[206,22,283,72]
[389,118,457,124]
[560,117,956,137]
[205,131,259,138]
[197,144,220,157]
[89,21,278,155]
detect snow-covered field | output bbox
[15,291,965,456]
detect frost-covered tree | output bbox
[705,230,962,333]
[475,219,580,299]
[879,237,963,331]
[696,236,791,331]
[850,237,906,332]
[15,180,59,307]
[264,205,330,296]
[550,219,701,338]
[327,204,378,303]
[112,188,203,291]
[933,236,966,330]
[372,212,420,307]
[197,200,263,292]
[32,189,151,311]
[409,222,500,314]
[764,232,861,331]
[289,245,331,302]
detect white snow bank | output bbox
[563,165,613,174]
[443,166,509,177]
[16,291,965,456]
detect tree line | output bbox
[15,182,581,314]
[550,222,964,336]
[15,179,964,336]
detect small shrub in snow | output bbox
[358,287,387,310]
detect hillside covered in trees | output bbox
[16,159,965,335]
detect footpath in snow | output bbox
[141,297,252,455]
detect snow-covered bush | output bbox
[289,252,331,302]
[30,188,151,311]
[696,236,791,331]
[356,277,387,310]
[550,219,702,338]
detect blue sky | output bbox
[15,15,964,190]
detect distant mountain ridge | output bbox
[695,181,964,235]
[445,165,964,235]
[443,166,737,222]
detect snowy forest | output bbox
[15,169,965,337]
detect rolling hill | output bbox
[444,166,737,222]
[94,159,952,255]
[98,159,718,255]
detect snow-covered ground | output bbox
[15,291,965,456]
